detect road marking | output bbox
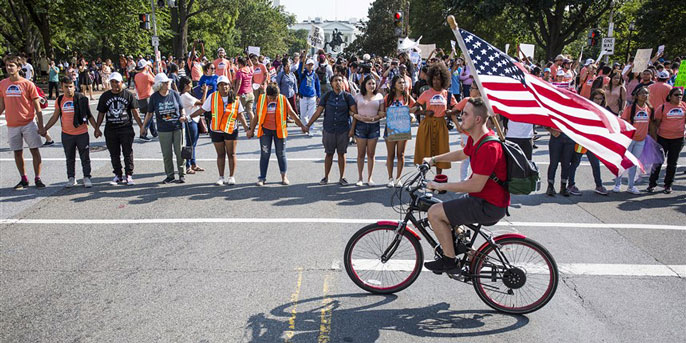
[317,273,334,343]
[284,267,303,343]
[1,218,684,231]
[344,259,686,278]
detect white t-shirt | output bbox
[201,96,244,114]
[506,120,534,139]
[23,63,34,81]
[180,92,201,123]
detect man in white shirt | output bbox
[22,58,34,81]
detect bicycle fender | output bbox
[376,221,421,240]
[471,233,526,268]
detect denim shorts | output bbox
[354,121,380,139]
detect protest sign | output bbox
[410,51,421,65]
[385,106,412,141]
[450,40,456,51]
[518,43,535,61]
[248,46,261,56]
[633,49,653,73]
[674,62,686,92]
[308,25,325,48]
[657,45,665,57]
[504,44,510,55]
[418,44,436,59]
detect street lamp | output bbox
[625,21,635,63]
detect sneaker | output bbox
[34,178,46,188]
[424,256,460,274]
[43,140,54,146]
[14,180,29,190]
[162,176,175,184]
[125,175,134,185]
[395,179,403,188]
[256,179,265,186]
[339,178,349,186]
[356,180,364,187]
[109,176,122,185]
[567,185,582,196]
[176,176,186,184]
[546,183,555,196]
[215,177,225,186]
[139,135,152,142]
[387,178,395,188]
[367,179,376,187]
[559,184,570,197]
[627,186,640,195]
[65,177,77,188]
[612,185,621,193]
[319,177,328,185]
[226,176,236,185]
[594,186,608,196]
[664,186,672,194]
[83,177,92,188]
[646,186,655,193]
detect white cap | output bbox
[363,53,371,61]
[108,72,123,82]
[306,59,315,65]
[137,59,147,69]
[584,58,595,66]
[217,76,230,84]
[657,71,670,79]
[556,70,565,76]
[154,72,170,84]
[217,47,225,53]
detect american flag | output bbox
[457,28,641,175]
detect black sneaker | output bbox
[161,176,175,184]
[176,176,186,184]
[546,183,555,196]
[664,186,672,194]
[424,256,461,274]
[139,135,152,142]
[646,186,656,193]
[43,140,55,146]
[14,180,29,190]
[34,179,46,188]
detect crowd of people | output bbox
[1,42,684,196]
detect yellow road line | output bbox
[284,267,303,343]
[317,273,334,343]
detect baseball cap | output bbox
[154,72,170,84]
[137,59,147,69]
[657,71,670,79]
[584,58,595,66]
[306,59,315,65]
[217,47,225,53]
[543,67,551,73]
[556,70,565,76]
[217,76,230,84]
[555,54,565,61]
[108,72,123,82]
[363,53,371,61]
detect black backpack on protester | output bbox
[316,64,328,85]
[475,136,540,195]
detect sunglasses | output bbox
[673,93,683,97]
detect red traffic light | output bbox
[394,12,402,20]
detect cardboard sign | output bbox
[418,44,436,60]
[410,51,421,65]
[308,25,325,48]
[385,105,412,141]
[248,46,261,56]
[633,49,653,73]
[518,43,535,61]
[657,45,665,56]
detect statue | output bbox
[325,29,345,52]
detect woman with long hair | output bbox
[178,76,206,175]
[384,75,416,187]
[351,75,385,186]
[614,86,651,194]
[605,71,626,115]
[648,87,685,194]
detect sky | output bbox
[278,0,373,22]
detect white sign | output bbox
[505,44,510,55]
[417,44,436,60]
[657,45,665,56]
[518,43,535,61]
[308,25,325,49]
[633,48,653,73]
[151,35,159,47]
[248,46,261,56]
[602,38,615,55]
[410,51,421,65]
[450,40,456,51]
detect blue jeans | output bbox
[185,121,199,168]
[614,139,645,188]
[259,128,287,180]
[547,133,574,184]
[569,151,603,188]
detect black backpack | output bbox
[316,65,328,85]
[475,136,540,195]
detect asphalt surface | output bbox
[1,95,685,342]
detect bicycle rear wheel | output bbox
[471,237,558,314]
[344,223,423,294]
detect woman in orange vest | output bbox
[190,76,249,186]
[247,82,309,186]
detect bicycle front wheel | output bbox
[471,237,558,314]
[344,223,423,294]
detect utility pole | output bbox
[150,0,160,73]
[605,2,614,64]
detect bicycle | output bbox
[344,163,558,314]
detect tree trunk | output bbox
[171,0,190,60]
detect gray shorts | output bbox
[8,121,43,151]
[442,194,506,228]
[322,130,349,155]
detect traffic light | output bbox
[139,14,150,30]
[588,29,600,46]
[393,11,403,37]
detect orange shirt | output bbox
[134,71,155,100]
[263,101,277,130]
[417,88,456,118]
[252,63,268,86]
[0,77,39,127]
[648,81,672,109]
[213,58,231,78]
[580,76,595,99]
[621,104,650,141]
[188,59,203,81]
[654,102,686,139]
[60,96,88,135]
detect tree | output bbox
[345,0,406,56]
[632,0,685,61]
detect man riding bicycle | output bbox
[423,97,510,273]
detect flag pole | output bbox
[447,15,506,141]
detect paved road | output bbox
[1,97,685,342]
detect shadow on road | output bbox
[243,293,528,342]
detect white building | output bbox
[290,18,361,54]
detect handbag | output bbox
[181,122,193,160]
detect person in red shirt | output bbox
[422,97,509,273]
[648,87,685,194]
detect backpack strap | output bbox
[474,135,507,188]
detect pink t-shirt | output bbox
[354,93,384,121]
[252,63,268,87]
[621,104,650,141]
[416,88,456,118]
[0,77,39,127]
[235,67,254,95]
[654,102,686,139]
[648,81,673,110]
[134,71,155,100]
[213,58,230,78]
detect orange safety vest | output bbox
[256,94,288,139]
[210,92,240,134]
